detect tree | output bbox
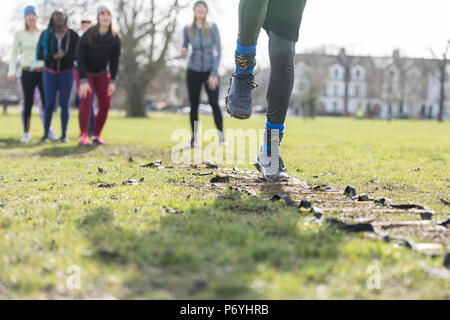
[338,48,351,115]
[431,40,449,122]
[295,53,328,117]
[115,0,186,117]
[16,0,95,29]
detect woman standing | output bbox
[37,9,79,143]
[76,5,121,146]
[16,58,59,141]
[181,0,225,147]
[8,6,45,143]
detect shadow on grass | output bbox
[0,138,43,150]
[36,145,99,158]
[77,188,345,299]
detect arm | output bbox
[76,33,88,83]
[210,24,221,77]
[8,32,20,78]
[109,36,121,83]
[36,31,45,61]
[181,26,190,58]
[182,26,190,49]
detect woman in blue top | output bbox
[181,0,224,147]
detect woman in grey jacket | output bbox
[181,0,224,147]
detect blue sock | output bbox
[236,40,256,74]
[264,121,285,152]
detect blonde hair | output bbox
[25,18,38,31]
[189,11,210,37]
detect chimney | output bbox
[393,49,401,61]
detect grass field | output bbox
[0,110,449,299]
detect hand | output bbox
[53,49,65,60]
[78,83,92,99]
[180,48,187,58]
[208,76,219,90]
[107,83,116,97]
[8,75,15,82]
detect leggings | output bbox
[187,68,223,136]
[74,69,111,137]
[43,69,74,139]
[17,78,45,128]
[21,71,46,133]
[74,88,96,134]
[238,0,301,125]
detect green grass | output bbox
[0,110,449,299]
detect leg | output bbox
[21,71,35,133]
[36,71,47,136]
[255,0,307,182]
[88,93,96,136]
[73,69,80,109]
[75,74,94,135]
[35,86,45,126]
[238,0,270,46]
[42,70,58,138]
[204,74,223,133]
[59,70,74,139]
[226,0,269,119]
[187,69,202,142]
[16,78,26,130]
[92,73,112,138]
[266,31,296,125]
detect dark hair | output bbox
[86,23,117,47]
[48,10,68,29]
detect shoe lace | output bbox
[228,72,259,97]
[235,51,256,71]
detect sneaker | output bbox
[60,137,70,143]
[254,129,289,182]
[20,133,31,143]
[225,51,257,120]
[92,136,106,145]
[79,133,90,146]
[40,137,50,144]
[48,129,59,141]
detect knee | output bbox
[269,34,295,68]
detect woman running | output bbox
[37,9,79,143]
[181,0,225,147]
[8,6,46,143]
[76,5,121,146]
[226,0,307,181]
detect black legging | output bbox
[187,68,223,137]
[21,71,46,133]
[238,0,299,125]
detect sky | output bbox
[1,0,449,70]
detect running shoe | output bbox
[254,129,289,182]
[20,133,31,143]
[92,136,106,145]
[40,137,50,144]
[225,51,257,120]
[48,129,59,142]
[79,133,90,146]
[60,137,70,143]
